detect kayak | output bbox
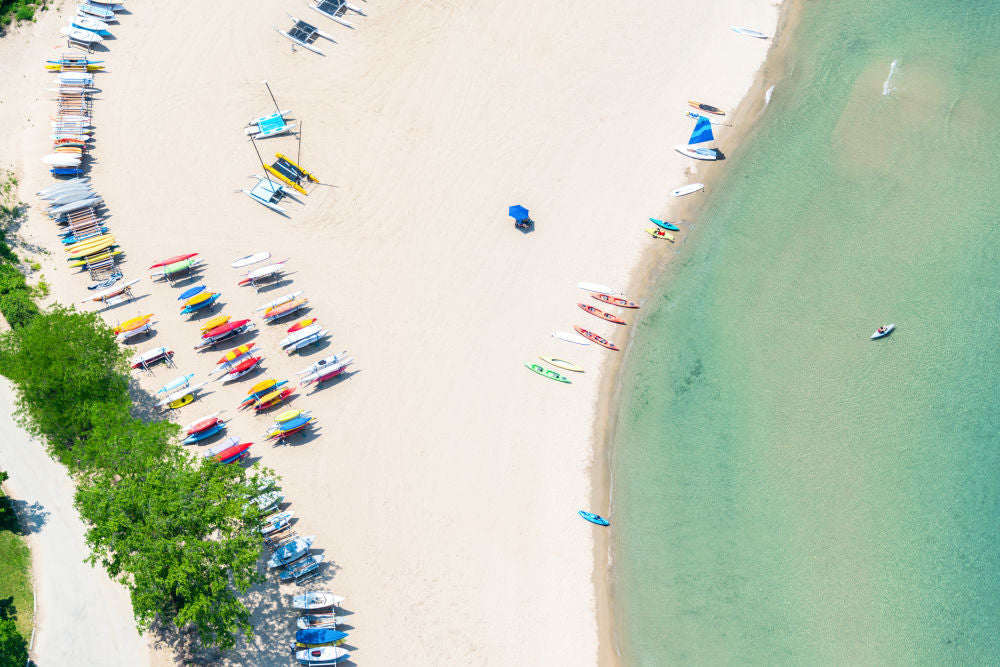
[248,378,281,396]
[276,409,311,423]
[296,352,348,375]
[155,373,195,394]
[539,356,584,373]
[578,303,626,325]
[688,100,725,115]
[182,422,224,444]
[219,356,263,382]
[254,387,296,412]
[113,313,152,334]
[592,293,638,309]
[183,412,222,435]
[650,218,680,231]
[68,249,123,268]
[573,325,620,351]
[265,415,315,440]
[285,329,329,355]
[217,343,256,365]
[646,228,675,241]
[870,324,896,340]
[238,260,288,286]
[256,291,303,312]
[299,358,353,386]
[263,297,308,321]
[181,291,218,310]
[578,511,610,526]
[130,346,172,369]
[231,251,270,268]
[577,282,618,295]
[199,314,230,332]
[194,321,254,349]
[115,323,153,342]
[287,318,317,333]
[295,628,348,648]
[178,285,206,300]
[151,258,201,279]
[149,253,197,269]
[215,442,252,464]
[181,292,220,314]
[524,362,571,384]
[280,324,322,348]
[202,319,251,340]
[167,393,195,410]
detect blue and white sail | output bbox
[673,115,720,161]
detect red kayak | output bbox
[287,318,316,333]
[203,319,251,340]
[214,441,252,463]
[148,252,198,269]
[185,415,221,435]
[578,303,626,325]
[223,356,263,380]
[217,343,255,365]
[573,325,620,351]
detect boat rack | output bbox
[134,352,176,376]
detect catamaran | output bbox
[674,115,720,161]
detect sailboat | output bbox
[673,115,720,161]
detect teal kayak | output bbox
[579,511,610,526]
[650,218,680,231]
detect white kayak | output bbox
[285,329,328,354]
[42,154,81,166]
[552,331,591,346]
[670,183,705,197]
[256,290,303,311]
[38,177,89,196]
[156,373,195,394]
[731,26,768,39]
[296,351,349,375]
[870,324,895,339]
[49,196,102,215]
[231,251,271,268]
[156,381,208,407]
[242,260,287,282]
[115,323,154,342]
[577,282,618,295]
[280,324,322,348]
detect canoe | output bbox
[178,285,206,300]
[231,251,270,268]
[254,387,296,411]
[539,356,583,373]
[113,313,153,334]
[217,343,256,364]
[870,324,896,340]
[670,183,705,197]
[592,293,638,309]
[650,218,680,231]
[687,100,725,115]
[263,297,308,321]
[573,325,620,351]
[578,510,610,526]
[181,293,220,314]
[199,314,230,332]
[183,412,222,435]
[578,303,626,324]
[181,422,223,444]
[577,282,618,295]
[524,362,571,384]
[149,253,197,269]
[238,260,288,286]
[256,291,303,311]
[155,373,195,394]
[646,227,675,241]
[552,331,590,346]
[287,318,317,333]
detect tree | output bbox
[0,618,28,666]
[0,305,129,464]
[75,448,271,649]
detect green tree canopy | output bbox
[0,618,28,666]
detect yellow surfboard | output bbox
[65,233,114,254]
[200,315,230,332]
[68,249,122,267]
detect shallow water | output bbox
[612,1,1000,663]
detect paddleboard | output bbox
[232,251,271,268]
[577,282,618,295]
[670,183,705,197]
[539,356,584,372]
[552,331,591,346]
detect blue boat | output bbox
[578,510,610,526]
[182,422,224,444]
[60,227,110,244]
[295,628,348,647]
[181,292,220,314]
[178,285,207,300]
[650,218,680,232]
[51,167,84,176]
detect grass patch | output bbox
[0,0,45,29]
[0,483,33,642]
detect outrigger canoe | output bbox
[573,325,620,351]
[524,362,571,384]
[646,228,675,241]
[591,293,638,309]
[113,313,153,334]
[687,100,725,115]
[578,303,626,325]
[539,356,584,373]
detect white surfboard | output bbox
[577,282,618,295]
[232,251,271,268]
[552,331,591,346]
[256,290,303,312]
[670,183,705,197]
[42,154,81,166]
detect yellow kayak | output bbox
[199,315,230,332]
[248,378,279,396]
[645,228,675,242]
[46,64,104,71]
[539,356,585,373]
[65,233,115,254]
[113,313,153,334]
[275,408,309,423]
[168,393,194,409]
[68,249,122,268]
[183,291,216,308]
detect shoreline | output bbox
[592,1,804,662]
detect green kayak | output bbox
[524,362,571,384]
[164,258,197,275]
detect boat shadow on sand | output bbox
[301,369,359,395]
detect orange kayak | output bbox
[217,343,255,364]
[287,318,316,333]
[573,325,620,351]
[591,293,638,309]
[577,303,625,325]
[113,313,153,334]
[264,297,308,321]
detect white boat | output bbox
[296,351,348,375]
[61,26,104,44]
[131,346,171,368]
[870,324,895,340]
[280,324,323,349]
[552,331,591,346]
[79,278,139,305]
[295,646,350,665]
[257,290,303,311]
[277,16,336,55]
[115,323,153,342]
[674,115,720,161]
[76,4,116,20]
[54,72,94,85]
[49,197,102,216]
[38,177,89,196]
[156,382,208,408]
[49,187,97,205]
[267,535,316,568]
[231,251,271,268]
[285,329,329,354]
[71,15,111,34]
[242,260,287,284]
[309,0,366,28]
[577,282,618,294]
[292,591,345,611]
[683,111,727,125]
[297,613,340,630]
[156,373,195,395]
[670,183,705,197]
[42,154,81,167]
[731,26,768,39]
[299,357,352,385]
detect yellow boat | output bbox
[113,314,153,334]
[68,249,122,268]
[45,64,104,71]
[183,291,216,308]
[248,378,279,395]
[67,242,119,262]
[200,315,230,333]
[275,153,319,183]
[65,233,114,254]
[275,408,308,423]
[263,164,308,195]
[168,393,194,409]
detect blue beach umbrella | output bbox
[508,204,529,222]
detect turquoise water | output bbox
[612,2,1000,663]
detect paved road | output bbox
[0,379,151,666]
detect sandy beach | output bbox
[1,0,778,663]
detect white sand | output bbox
[1,0,779,663]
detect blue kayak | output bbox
[578,510,610,526]
[181,292,220,314]
[178,285,207,300]
[296,629,348,646]
[650,218,680,231]
[182,422,224,444]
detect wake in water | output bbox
[882,59,900,95]
[764,84,775,107]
